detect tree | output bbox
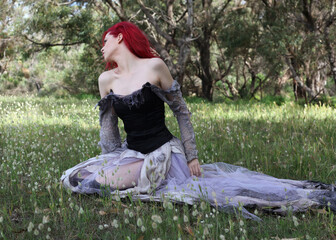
[3,0,336,101]
[192,0,232,101]
[257,0,335,101]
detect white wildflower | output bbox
[47,227,51,232]
[124,208,129,215]
[152,222,157,229]
[167,202,173,210]
[151,215,162,224]
[137,218,143,227]
[0,216,3,223]
[38,223,44,230]
[220,235,225,240]
[98,225,104,230]
[141,226,146,232]
[42,215,50,224]
[112,219,118,228]
[27,222,34,232]
[79,207,84,215]
[173,216,178,221]
[239,220,244,226]
[34,229,39,235]
[129,211,134,218]
[200,202,206,210]
[34,207,41,214]
[183,215,188,223]
[292,216,299,227]
[124,218,129,224]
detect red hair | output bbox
[102,21,159,69]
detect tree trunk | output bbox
[196,0,213,101]
[199,38,213,101]
[176,0,193,93]
[285,57,313,99]
[324,26,336,86]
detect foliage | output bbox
[1,0,336,102]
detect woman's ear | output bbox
[117,33,123,43]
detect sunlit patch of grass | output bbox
[1,95,336,239]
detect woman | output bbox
[61,22,335,220]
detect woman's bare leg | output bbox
[95,160,144,190]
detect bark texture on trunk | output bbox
[324,22,336,86]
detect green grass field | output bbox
[1,96,336,239]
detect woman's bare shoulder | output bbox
[99,70,116,84]
[146,58,174,90]
[98,70,116,98]
[146,58,166,70]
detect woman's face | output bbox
[101,33,118,62]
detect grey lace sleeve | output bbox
[97,96,122,154]
[151,80,198,162]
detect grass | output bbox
[0,95,336,239]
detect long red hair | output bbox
[102,21,159,69]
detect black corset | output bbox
[112,83,173,154]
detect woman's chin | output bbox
[103,56,112,62]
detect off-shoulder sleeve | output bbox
[96,95,122,154]
[151,81,198,162]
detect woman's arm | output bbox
[152,59,201,177]
[97,72,122,154]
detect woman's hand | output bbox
[188,159,201,177]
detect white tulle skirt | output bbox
[61,137,336,221]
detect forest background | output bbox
[2,1,336,238]
[1,0,336,104]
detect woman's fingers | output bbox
[188,159,201,177]
[195,164,201,177]
[190,164,201,177]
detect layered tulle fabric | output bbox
[61,137,336,221]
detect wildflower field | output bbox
[1,96,336,239]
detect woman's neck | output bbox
[113,48,141,75]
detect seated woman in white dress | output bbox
[61,21,336,220]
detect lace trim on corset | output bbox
[97,81,181,110]
[97,82,153,110]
